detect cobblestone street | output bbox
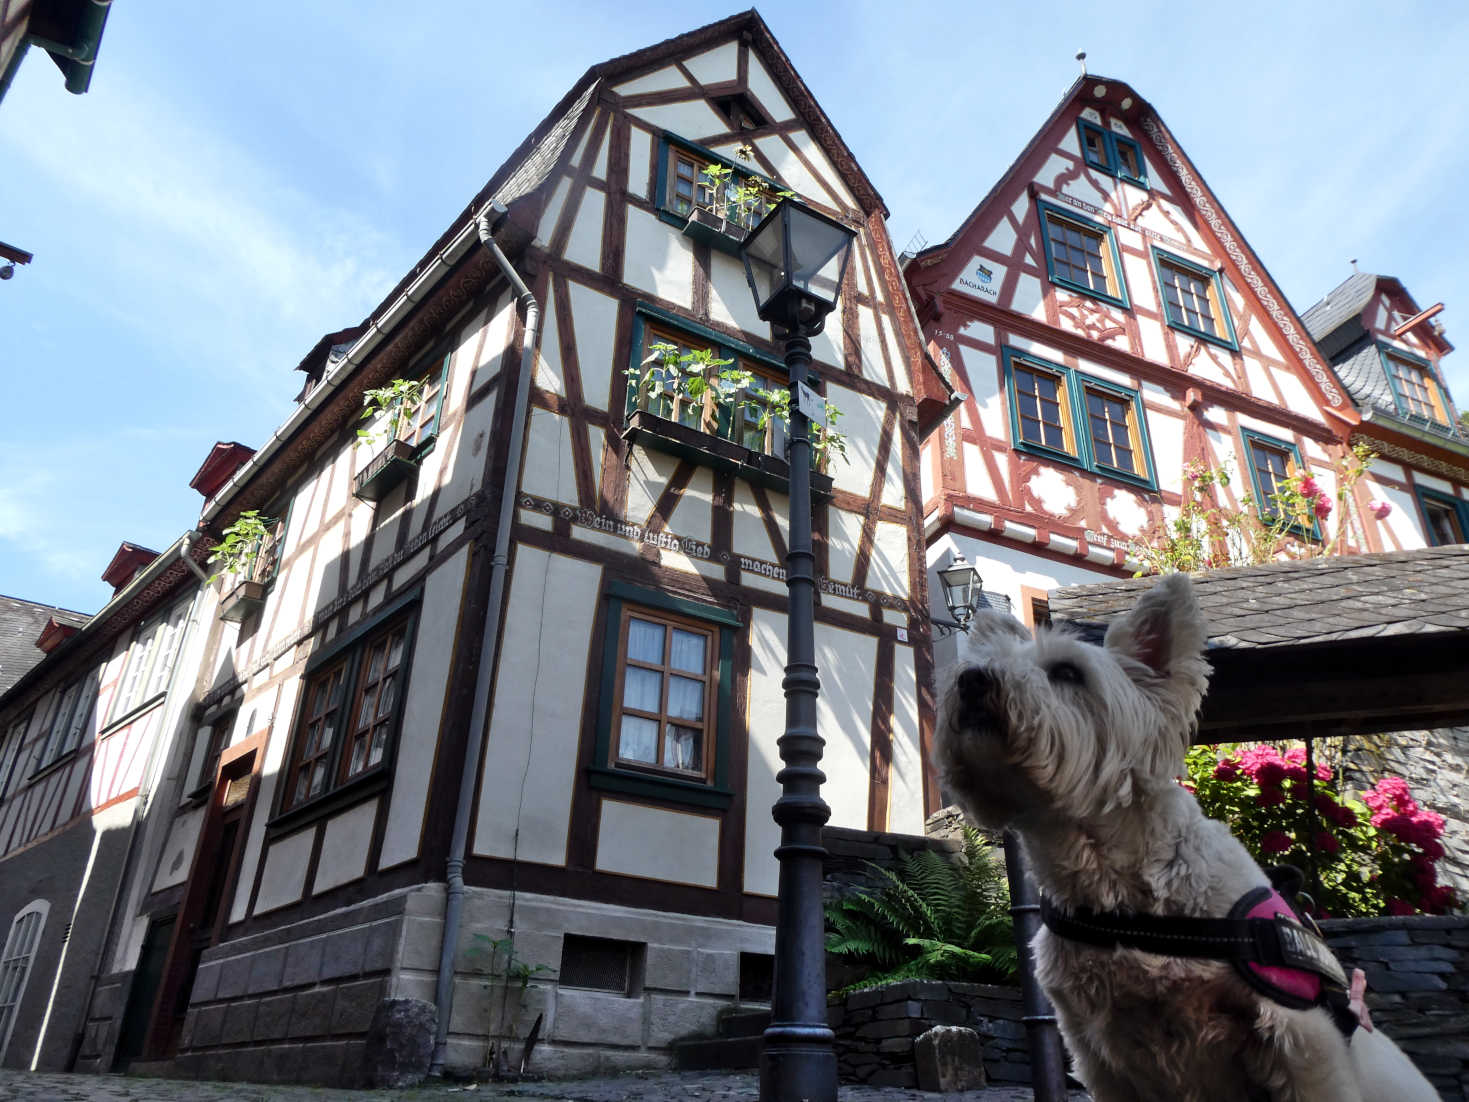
[0,1070,1088,1102]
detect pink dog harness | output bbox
[1040,872,1360,1039]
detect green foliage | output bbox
[825,827,1016,995]
[695,162,794,228]
[468,934,553,993]
[1185,744,1457,918]
[625,342,849,466]
[1130,443,1375,576]
[207,510,274,585]
[357,377,426,448]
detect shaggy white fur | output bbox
[934,574,1439,1102]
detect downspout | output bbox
[430,202,539,1075]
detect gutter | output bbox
[198,213,487,532]
[0,0,111,101]
[429,203,540,1075]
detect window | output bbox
[112,598,191,721]
[1416,489,1469,547]
[279,608,414,814]
[193,709,238,794]
[1001,347,1156,489]
[1380,348,1450,426]
[657,136,785,237]
[590,582,738,810]
[0,901,49,1063]
[1240,429,1315,538]
[1152,249,1237,349]
[34,665,100,771]
[366,355,448,452]
[1038,201,1129,308]
[0,714,29,799]
[629,311,791,463]
[1075,119,1147,187]
[611,608,715,779]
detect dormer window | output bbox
[1380,347,1450,426]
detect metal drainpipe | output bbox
[429,203,539,1076]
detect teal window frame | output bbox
[654,133,787,249]
[1000,347,1157,491]
[1377,344,1452,428]
[1037,200,1130,310]
[1151,247,1238,350]
[627,303,791,451]
[1075,119,1147,188]
[1414,487,1469,546]
[588,581,738,812]
[1239,428,1318,540]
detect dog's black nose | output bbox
[957,667,994,715]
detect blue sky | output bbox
[3,0,1466,616]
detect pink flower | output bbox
[1313,495,1332,520]
[1256,787,1286,808]
[1299,476,1321,498]
[1313,831,1341,855]
[1282,763,1309,785]
[1386,898,1415,916]
[1261,830,1294,855]
[1369,500,1393,520]
[1284,747,1307,764]
[1213,757,1240,782]
[1327,803,1358,828]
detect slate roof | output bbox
[1299,272,1377,344]
[0,595,90,697]
[1049,545,1469,650]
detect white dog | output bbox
[935,574,1438,1102]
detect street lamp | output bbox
[740,198,855,1102]
[936,552,983,630]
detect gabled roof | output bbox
[1299,271,1378,344]
[0,595,89,696]
[101,542,159,592]
[908,73,1347,411]
[190,442,257,501]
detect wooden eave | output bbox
[189,442,257,501]
[101,542,159,591]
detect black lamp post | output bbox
[937,552,982,630]
[740,198,855,1102]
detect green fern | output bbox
[825,827,1016,995]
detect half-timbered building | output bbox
[0,538,211,1071]
[905,74,1415,663]
[57,12,933,1085]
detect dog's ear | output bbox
[1103,573,1211,727]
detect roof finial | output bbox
[1076,50,1087,76]
[1350,258,1359,274]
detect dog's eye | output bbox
[1048,662,1084,686]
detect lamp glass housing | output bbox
[741,198,855,327]
[938,556,982,622]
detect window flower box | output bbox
[681,207,748,254]
[218,579,267,623]
[623,408,832,501]
[354,438,419,502]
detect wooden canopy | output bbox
[1048,546,1469,741]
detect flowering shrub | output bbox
[1130,444,1375,576]
[1184,744,1457,917]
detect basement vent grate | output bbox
[559,934,641,995]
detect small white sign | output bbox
[795,381,826,426]
[896,627,909,643]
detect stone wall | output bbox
[1322,914,1469,1102]
[171,884,445,1086]
[822,826,961,904]
[1341,726,1469,897]
[828,980,1030,1088]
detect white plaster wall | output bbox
[623,207,694,309]
[731,481,786,563]
[743,607,785,897]
[473,549,602,865]
[564,188,605,274]
[1148,405,1187,496]
[627,127,653,202]
[568,281,619,412]
[827,506,863,585]
[786,128,857,210]
[253,827,314,915]
[379,545,469,869]
[814,623,878,832]
[683,41,738,85]
[868,521,911,599]
[930,532,1113,617]
[538,177,572,244]
[230,677,299,924]
[887,644,925,835]
[594,800,719,888]
[150,805,206,893]
[746,54,795,122]
[520,409,580,505]
[613,66,691,97]
[314,798,379,893]
[627,100,729,139]
[830,389,887,500]
[706,250,765,337]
